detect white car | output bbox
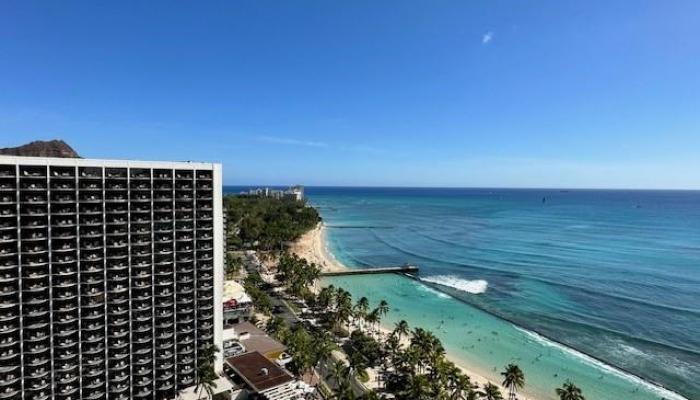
[223,341,246,357]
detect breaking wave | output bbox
[421,275,489,294]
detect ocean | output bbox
[224,186,700,400]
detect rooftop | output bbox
[223,280,252,305]
[224,321,286,358]
[225,351,294,393]
[0,154,220,169]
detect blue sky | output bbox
[1,1,699,188]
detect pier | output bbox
[320,264,419,277]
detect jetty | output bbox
[320,264,419,277]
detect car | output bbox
[223,340,246,357]
[275,352,293,366]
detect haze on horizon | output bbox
[1,1,699,189]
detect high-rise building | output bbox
[0,156,224,400]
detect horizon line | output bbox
[223,184,700,192]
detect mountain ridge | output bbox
[0,140,80,158]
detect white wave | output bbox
[415,283,451,299]
[421,275,489,294]
[513,326,689,400]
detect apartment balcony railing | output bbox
[105,169,128,179]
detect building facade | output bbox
[0,156,224,400]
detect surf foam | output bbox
[513,326,690,400]
[421,275,489,294]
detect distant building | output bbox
[241,185,304,201]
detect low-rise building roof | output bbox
[225,321,286,359]
[223,280,253,306]
[225,351,294,393]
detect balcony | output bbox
[81,320,105,335]
[24,352,50,367]
[130,169,151,180]
[82,353,105,366]
[0,185,15,194]
[78,194,102,203]
[105,169,127,180]
[0,347,19,362]
[130,195,151,203]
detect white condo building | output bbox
[0,156,224,400]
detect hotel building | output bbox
[0,156,224,400]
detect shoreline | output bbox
[290,222,534,399]
[290,222,690,400]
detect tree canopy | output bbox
[224,195,321,250]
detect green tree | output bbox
[265,316,288,340]
[317,285,336,310]
[354,296,370,331]
[311,331,337,369]
[479,383,504,400]
[195,344,220,399]
[393,320,409,341]
[555,380,585,400]
[501,364,525,400]
[225,254,242,279]
[326,359,347,386]
[277,252,321,298]
[224,195,321,251]
[366,309,380,335]
[377,299,389,317]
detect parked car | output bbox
[275,352,293,366]
[223,340,246,357]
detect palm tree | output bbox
[335,288,353,328]
[377,299,390,318]
[335,300,353,332]
[365,309,380,336]
[336,379,356,400]
[317,285,335,310]
[555,380,585,400]
[354,296,370,331]
[195,344,219,399]
[196,366,218,399]
[266,316,286,338]
[451,373,475,400]
[312,331,337,369]
[393,319,409,341]
[405,374,432,400]
[326,359,347,386]
[501,364,525,400]
[479,382,504,400]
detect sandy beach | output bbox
[290,222,533,399]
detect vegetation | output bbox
[276,252,321,298]
[479,383,504,400]
[346,331,383,369]
[195,343,220,399]
[501,364,525,400]
[243,272,272,315]
[556,380,585,400]
[224,195,320,250]
[225,253,243,279]
[265,317,336,382]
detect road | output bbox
[268,289,368,398]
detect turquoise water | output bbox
[323,274,688,400]
[225,187,700,399]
